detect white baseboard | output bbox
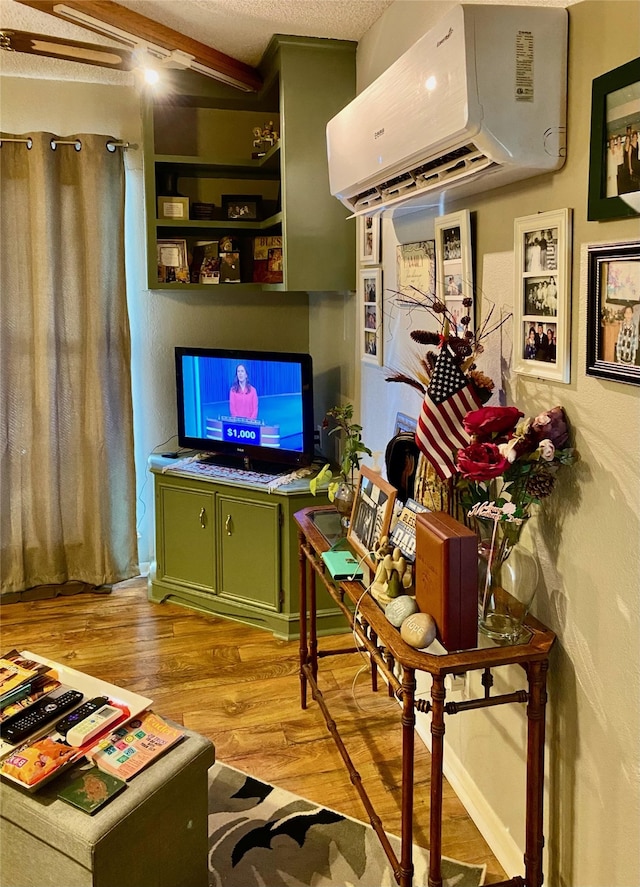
[414,717,523,877]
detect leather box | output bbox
[414,511,478,651]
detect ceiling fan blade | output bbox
[13,0,262,91]
[1,28,135,70]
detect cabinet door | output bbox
[157,485,215,592]
[217,494,281,611]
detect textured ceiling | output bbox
[114,0,396,66]
[0,0,394,83]
[0,0,576,86]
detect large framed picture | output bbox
[396,240,435,302]
[360,268,383,366]
[588,57,640,221]
[347,466,397,572]
[586,240,640,385]
[359,213,381,265]
[513,209,572,383]
[434,209,474,336]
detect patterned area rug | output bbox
[208,762,486,887]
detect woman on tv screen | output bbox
[229,364,259,419]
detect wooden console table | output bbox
[295,505,556,887]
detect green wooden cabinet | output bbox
[142,36,356,293]
[149,467,345,640]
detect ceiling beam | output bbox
[13,0,263,92]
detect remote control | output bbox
[0,689,84,744]
[66,704,123,747]
[55,696,109,737]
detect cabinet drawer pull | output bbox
[199,507,206,529]
[225,514,233,536]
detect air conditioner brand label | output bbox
[515,30,534,102]
[373,128,385,140]
[437,27,453,48]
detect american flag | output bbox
[415,345,481,480]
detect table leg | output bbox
[310,562,318,685]
[298,530,308,710]
[369,624,378,692]
[400,667,416,887]
[524,659,549,887]
[429,674,446,887]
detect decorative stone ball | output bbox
[385,595,418,628]
[400,612,437,649]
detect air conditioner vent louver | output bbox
[327,4,568,217]
[412,144,474,177]
[380,172,415,193]
[351,143,498,214]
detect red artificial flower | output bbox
[456,442,509,481]
[463,406,524,440]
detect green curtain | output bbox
[0,132,138,594]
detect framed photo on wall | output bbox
[513,208,572,383]
[588,57,640,221]
[396,240,435,303]
[359,214,381,265]
[434,209,474,335]
[586,240,640,385]
[347,466,397,572]
[360,268,383,366]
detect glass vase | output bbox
[475,516,539,643]
[333,481,355,533]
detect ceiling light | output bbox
[143,66,160,86]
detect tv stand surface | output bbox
[196,453,304,478]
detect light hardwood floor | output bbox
[0,577,508,883]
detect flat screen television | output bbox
[175,347,315,472]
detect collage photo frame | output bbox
[434,209,474,335]
[360,268,383,366]
[513,208,572,384]
[359,213,381,265]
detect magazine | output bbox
[0,650,49,705]
[86,711,184,781]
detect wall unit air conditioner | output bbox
[326,4,568,216]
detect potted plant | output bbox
[309,404,372,521]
